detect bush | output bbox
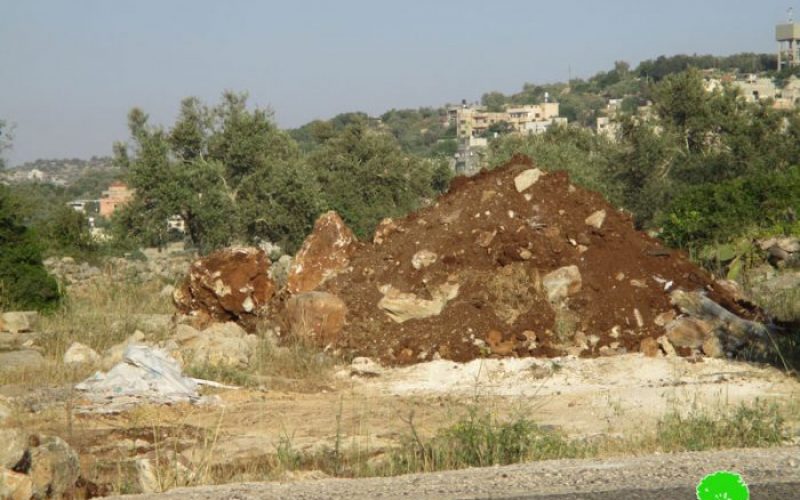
[385,407,591,475]
[0,186,61,311]
[659,166,800,248]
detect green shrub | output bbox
[656,401,785,452]
[660,166,800,248]
[0,186,61,311]
[385,407,591,475]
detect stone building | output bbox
[99,181,133,218]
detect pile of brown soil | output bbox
[318,156,757,366]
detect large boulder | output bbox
[170,322,258,368]
[669,289,768,352]
[0,312,39,334]
[173,247,275,330]
[23,435,80,499]
[286,292,347,345]
[287,211,357,294]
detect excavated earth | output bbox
[316,156,760,366]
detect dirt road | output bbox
[119,446,800,499]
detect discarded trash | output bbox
[75,345,237,413]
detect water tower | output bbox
[777,8,800,70]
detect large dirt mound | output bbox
[317,156,759,365]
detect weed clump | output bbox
[655,401,785,452]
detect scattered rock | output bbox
[349,357,382,377]
[702,335,726,358]
[633,308,644,328]
[0,469,32,500]
[639,337,661,357]
[378,282,459,323]
[135,457,161,494]
[102,330,147,369]
[476,230,497,248]
[411,250,438,270]
[486,329,516,356]
[159,284,176,298]
[174,247,275,330]
[0,350,46,372]
[132,314,173,335]
[665,317,713,349]
[513,168,544,192]
[63,342,100,366]
[24,435,81,499]
[171,323,258,368]
[1,429,26,469]
[542,265,582,304]
[0,312,38,334]
[373,218,401,244]
[286,292,347,345]
[657,335,677,357]
[287,211,357,294]
[584,210,607,229]
[654,310,676,327]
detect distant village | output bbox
[3,20,800,239]
[450,20,800,173]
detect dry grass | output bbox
[195,399,791,484]
[0,276,173,388]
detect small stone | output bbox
[702,336,725,358]
[633,308,644,328]
[609,326,621,339]
[654,310,676,327]
[476,230,497,248]
[640,337,661,357]
[584,210,607,229]
[350,357,382,377]
[665,317,714,349]
[519,249,533,260]
[657,335,677,356]
[514,168,544,192]
[63,342,100,365]
[542,265,582,303]
[615,272,625,282]
[411,250,438,270]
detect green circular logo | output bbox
[696,471,749,500]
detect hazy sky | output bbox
[0,0,793,165]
